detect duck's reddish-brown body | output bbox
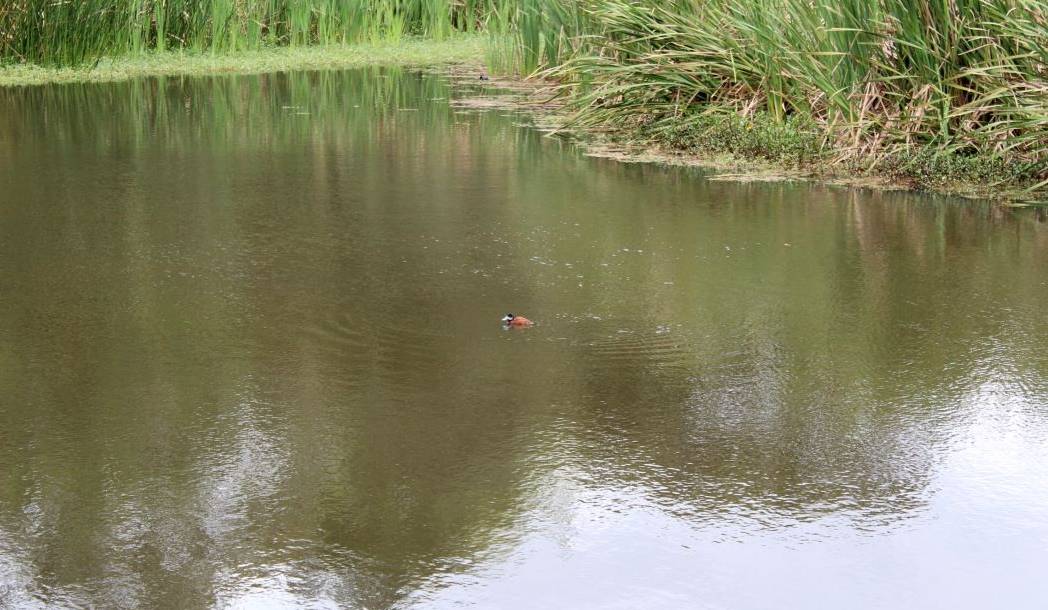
[506,315,533,327]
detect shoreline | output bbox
[444,66,1044,206]
[3,41,1042,205]
[0,37,484,88]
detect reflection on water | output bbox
[1,69,1047,609]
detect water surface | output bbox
[1,69,1047,609]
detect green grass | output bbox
[0,36,485,88]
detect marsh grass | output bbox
[0,0,501,66]
[525,0,1048,195]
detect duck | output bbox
[502,313,533,327]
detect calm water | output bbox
[1,69,1047,609]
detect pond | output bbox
[1,68,1046,609]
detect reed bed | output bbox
[520,0,1048,192]
[0,0,500,66]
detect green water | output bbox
[1,69,1047,609]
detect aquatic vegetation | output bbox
[483,0,592,76]
[0,37,485,87]
[0,0,501,66]
[513,0,1048,194]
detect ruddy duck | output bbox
[502,313,533,327]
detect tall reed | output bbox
[520,0,1048,189]
[0,0,502,66]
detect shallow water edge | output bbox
[442,66,1045,205]
[3,38,1042,204]
[0,37,484,88]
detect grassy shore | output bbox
[569,109,1046,203]
[2,33,1041,203]
[0,36,484,88]
[2,0,1045,202]
[465,73,1045,203]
